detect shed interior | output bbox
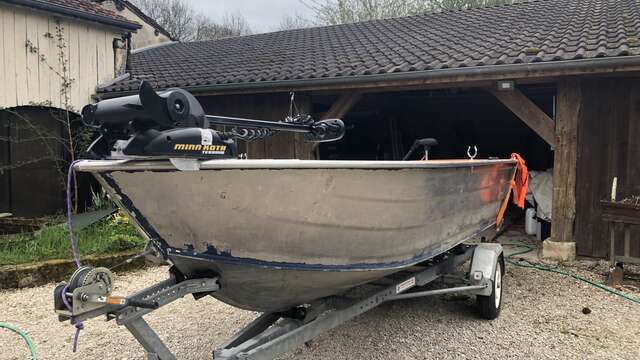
[315,86,555,173]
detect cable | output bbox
[0,323,36,360]
[502,241,640,305]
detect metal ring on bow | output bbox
[467,146,478,160]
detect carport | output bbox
[97,0,640,260]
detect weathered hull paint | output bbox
[77,159,516,312]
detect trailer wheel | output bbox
[476,256,503,320]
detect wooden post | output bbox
[543,79,580,260]
[489,88,556,146]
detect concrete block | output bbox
[542,239,576,261]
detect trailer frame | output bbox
[56,243,504,360]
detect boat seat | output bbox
[416,138,438,149]
[402,138,439,161]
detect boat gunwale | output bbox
[74,158,516,172]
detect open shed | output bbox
[98,0,640,260]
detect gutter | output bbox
[2,0,142,31]
[99,55,640,98]
[131,41,176,54]
[96,72,131,92]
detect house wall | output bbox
[99,1,171,49]
[574,77,640,258]
[122,7,170,49]
[0,3,125,112]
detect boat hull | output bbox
[79,159,515,312]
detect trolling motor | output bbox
[83,81,345,159]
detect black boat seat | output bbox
[403,138,439,160]
[416,138,438,151]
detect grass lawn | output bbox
[0,213,145,266]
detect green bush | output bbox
[0,214,146,265]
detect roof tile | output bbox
[100,0,640,94]
[32,0,138,26]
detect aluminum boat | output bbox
[77,158,515,311]
[75,82,519,312]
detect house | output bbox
[98,0,640,260]
[95,0,173,49]
[0,0,167,217]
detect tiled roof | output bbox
[100,0,640,94]
[2,0,141,29]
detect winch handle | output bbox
[106,296,159,309]
[127,299,160,309]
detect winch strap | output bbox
[510,153,529,208]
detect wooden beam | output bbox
[323,92,362,120]
[551,79,580,244]
[489,87,556,146]
[306,92,362,159]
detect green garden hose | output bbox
[503,242,640,305]
[0,323,36,360]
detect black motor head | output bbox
[82,81,207,134]
[83,81,211,158]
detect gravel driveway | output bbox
[1,243,639,360]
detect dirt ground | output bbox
[1,234,639,359]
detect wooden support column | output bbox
[489,88,556,146]
[544,79,580,260]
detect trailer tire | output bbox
[476,255,503,320]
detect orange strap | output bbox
[496,153,529,228]
[511,153,529,208]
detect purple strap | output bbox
[64,161,85,352]
[60,284,84,352]
[66,160,82,268]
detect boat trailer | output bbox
[54,243,504,360]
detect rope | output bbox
[0,323,36,360]
[503,242,640,304]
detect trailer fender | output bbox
[469,243,504,296]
